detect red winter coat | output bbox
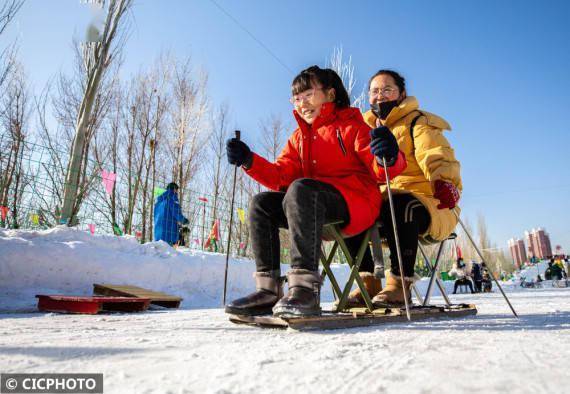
[245,102,407,236]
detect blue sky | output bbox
[5,0,570,252]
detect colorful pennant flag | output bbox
[101,169,117,195]
[88,223,96,235]
[456,245,463,259]
[198,197,208,203]
[30,213,39,226]
[135,230,142,239]
[237,208,245,224]
[0,206,8,221]
[113,223,123,236]
[204,219,220,250]
[154,187,166,198]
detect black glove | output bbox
[226,138,252,167]
[369,126,399,166]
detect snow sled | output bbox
[228,303,477,331]
[36,295,151,314]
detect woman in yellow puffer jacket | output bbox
[356,70,462,307]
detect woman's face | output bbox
[291,82,334,124]
[368,74,403,106]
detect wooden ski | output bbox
[229,304,477,331]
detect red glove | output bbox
[433,180,460,209]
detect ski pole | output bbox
[222,130,240,306]
[452,208,518,318]
[382,157,412,321]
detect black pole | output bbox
[222,130,240,305]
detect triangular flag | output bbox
[456,245,463,259]
[88,223,96,235]
[113,223,123,236]
[204,219,220,249]
[0,206,8,221]
[154,187,166,198]
[237,208,245,224]
[198,197,208,203]
[135,230,142,239]
[30,213,39,225]
[101,169,117,195]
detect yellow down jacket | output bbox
[363,96,462,242]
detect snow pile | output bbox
[0,226,522,313]
[0,227,351,312]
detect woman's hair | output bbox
[291,65,350,108]
[368,69,406,93]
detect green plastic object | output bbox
[154,187,166,198]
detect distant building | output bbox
[508,238,527,268]
[525,228,552,259]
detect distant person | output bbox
[549,259,564,280]
[471,261,483,293]
[154,182,189,245]
[482,268,493,292]
[450,257,474,294]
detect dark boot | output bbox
[225,272,283,316]
[272,269,322,317]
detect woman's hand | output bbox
[433,180,460,209]
[369,126,399,166]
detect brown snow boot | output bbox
[371,274,413,307]
[272,269,322,317]
[341,272,383,308]
[225,272,284,316]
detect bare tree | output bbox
[328,46,366,110]
[60,0,133,225]
[259,113,287,162]
[169,57,209,202]
[0,0,24,90]
[208,103,231,228]
[0,62,29,228]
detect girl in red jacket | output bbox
[225,66,406,317]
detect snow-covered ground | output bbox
[1,227,570,394]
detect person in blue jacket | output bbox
[154,182,189,245]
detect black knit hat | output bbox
[167,182,179,191]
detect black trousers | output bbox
[249,178,349,273]
[454,278,474,294]
[352,194,430,278]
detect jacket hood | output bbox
[156,189,177,203]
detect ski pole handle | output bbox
[235,130,241,140]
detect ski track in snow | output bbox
[1,289,570,394]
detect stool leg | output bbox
[412,284,424,304]
[320,242,342,300]
[336,229,375,313]
[418,243,451,306]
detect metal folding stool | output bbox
[319,221,376,313]
[412,233,456,306]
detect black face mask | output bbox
[370,100,399,120]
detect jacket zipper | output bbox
[336,128,347,156]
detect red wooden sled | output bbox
[36,295,151,314]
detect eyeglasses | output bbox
[369,86,398,98]
[290,88,324,106]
